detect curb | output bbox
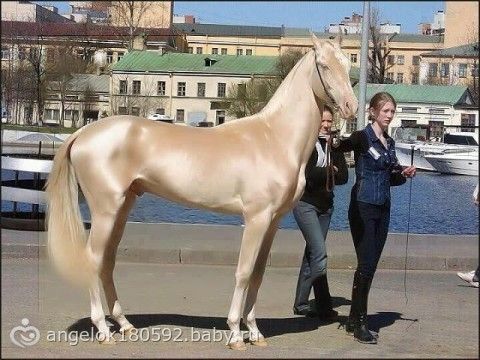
[1,222,477,271]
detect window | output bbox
[458,63,467,78]
[211,48,218,55]
[157,81,166,95]
[411,73,419,84]
[412,56,420,66]
[386,72,394,81]
[401,107,418,113]
[440,63,449,78]
[236,49,243,56]
[132,80,141,95]
[396,55,405,65]
[176,109,185,122]
[188,47,193,54]
[119,80,127,94]
[471,63,478,77]
[461,113,476,132]
[387,55,395,65]
[429,108,445,114]
[346,118,357,133]
[396,73,404,83]
[197,82,206,97]
[196,47,203,54]
[155,108,165,115]
[429,120,444,138]
[350,53,357,63]
[216,110,225,125]
[44,109,60,121]
[401,119,417,126]
[131,107,140,116]
[246,49,253,56]
[18,47,26,60]
[118,106,128,115]
[64,110,79,121]
[117,52,124,61]
[221,48,227,55]
[177,82,186,96]
[217,83,226,97]
[46,48,55,62]
[428,63,438,77]
[107,51,113,64]
[1,47,10,60]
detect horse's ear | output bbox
[311,31,321,47]
[312,32,328,66]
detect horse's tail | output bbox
[45,129,95,288]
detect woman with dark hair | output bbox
[336,92,416,344]
[292,105,348,320]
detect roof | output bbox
[1,20,174,42]
[284,27,444,44]
[112,51,278,75]
[421,43,479,58]
[353,84,471,106]
[49,74,110,93]
[173,23,282,37]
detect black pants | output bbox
[348,194,391,280]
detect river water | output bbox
[2,169,478,235]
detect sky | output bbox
[35,1,445,34]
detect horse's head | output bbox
[311,33,358,120]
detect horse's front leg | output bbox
[227,210,272,350]
[243,217,280,347]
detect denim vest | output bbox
[354,124,399,206]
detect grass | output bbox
[1,124,77,134]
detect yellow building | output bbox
[108,1,173,29]
[173,23,282,56]
[444,1,479,48]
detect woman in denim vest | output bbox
[292,105,348,320]
[336,92,416,344]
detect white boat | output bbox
[393,128,478,171]
[424,148,479,176]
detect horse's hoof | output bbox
[227,341,246,351]
[98,335,116,345]
[250,337,268,347]
[120,325,137,337]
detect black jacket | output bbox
[300,137,348,213]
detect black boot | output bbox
[349,271,377,344]
[312,274,338,321]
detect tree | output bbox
[226,49,304,118]
[368,7,397,84]
[108,1,156,51]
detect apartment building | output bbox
[109,1,173,29]
[351,84,478,136]
[1,1,73,23]
[173,23,282,56]
[110,51,277,126]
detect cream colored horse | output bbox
[46,34,357,350]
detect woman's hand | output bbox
[402,166,416,178]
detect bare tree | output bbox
[108,1,156,50]
[368,7,397,84]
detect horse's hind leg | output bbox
[227,210,272,350]
[243,218,280,347]
[86,192,132,344]
[99,190,136,335]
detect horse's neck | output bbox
[262,51,322,163]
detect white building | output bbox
[110,51,277,126]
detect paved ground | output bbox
[2,257,478,358]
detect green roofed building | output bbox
[348,84,478,137]
[111,51,278,126]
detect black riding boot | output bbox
[312,274,338,321]
[347,271,377,344]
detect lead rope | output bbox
[325,134,335,193]
[403,145,415,306]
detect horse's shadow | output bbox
[67,297,417,339]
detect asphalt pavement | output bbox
[1,257,478,358]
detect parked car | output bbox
[148,113,174,122]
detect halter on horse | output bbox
[46,34,357,350]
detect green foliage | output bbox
[1,124,77,134]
